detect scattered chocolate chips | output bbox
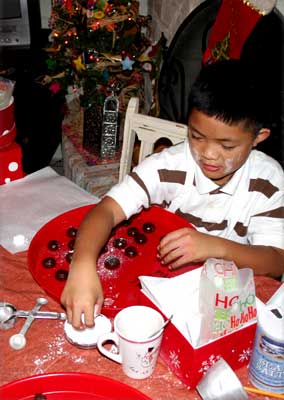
[65,252,73,263]
[113,237,127,249]
[134,233,147,244]
[104,256,120,269]
[125,246,138,258]
[42,257,56,268]
[127,227,139,237]
[142,222,156,233]
[47,239,60,251]
[66,227,78,238]
[55,269,69,281]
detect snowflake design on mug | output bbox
[198,354,221,375]
[169,350,181,369]
[238,347,252,362]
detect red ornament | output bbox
[64,0,72,10]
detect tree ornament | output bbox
[100,84,119,158]
[121,56,135,70]
[73,55,85,71]
[64,0,72,10]
[82,49,99,68]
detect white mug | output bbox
[97,305,165,379]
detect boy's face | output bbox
[188,109,268,186]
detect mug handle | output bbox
[97,331,122,364]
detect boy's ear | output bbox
[252,128,271,147]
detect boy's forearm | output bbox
[72,211,112,266]
[216,236,284,278]
[71,198,126,269]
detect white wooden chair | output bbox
[119,97,188,182]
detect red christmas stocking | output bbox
[202,0,276,64]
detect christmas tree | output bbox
[45,0,164,114]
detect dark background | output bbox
[0,0,64,174]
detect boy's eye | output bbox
[221,144,236,150]
[191,133,202,140]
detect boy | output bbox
[61,59,284,329]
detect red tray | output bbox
[28,205,201,317]
[0,372,151,400]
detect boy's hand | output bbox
[60,262,104,329]
[158,227,220,270]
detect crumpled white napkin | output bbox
[139,268,203,346]
[0,167,99,253]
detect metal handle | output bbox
[18,299,46,336]
[15,310,66,320]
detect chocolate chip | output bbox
[55,269,69,281]
[120,218,132,226]
[104,256,120,269]
[65,252,73,263]
[113,237,127,249]
[42,257,56,268]
[127,227,139,237]
[68,239,75,250]
[47,240,60,251]
[67,227,78,238]
[34,394,47,400]
[142,222,156,233]
[134,233,147,244]
[125,246,138,257]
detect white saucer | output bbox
[64,314,112,349]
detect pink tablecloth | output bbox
[0,246,281,399]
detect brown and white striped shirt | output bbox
[107,140,284,249]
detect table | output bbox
[62,108,120,198]
[0,245,281,399]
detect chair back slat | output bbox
[119,98,188,182]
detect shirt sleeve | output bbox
[248,200,284,249]
[106,141,188,219]
[247,163,284,249]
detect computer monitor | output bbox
[0,0,40,47]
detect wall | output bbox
[39,0,52,29]
[148,0,206,44]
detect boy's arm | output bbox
[60,196,126,328]
[158,228,284,278]
[218,237,284,278]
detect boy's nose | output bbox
[201,144,219,160]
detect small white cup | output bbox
[97,305,164,379]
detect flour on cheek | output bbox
[223,152,243,174]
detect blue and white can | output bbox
[249,304,284,394]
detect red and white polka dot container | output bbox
[0,123,16,149]
[0,95,24,184]
[0,142,24,185]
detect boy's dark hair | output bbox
[187,59,273,136]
